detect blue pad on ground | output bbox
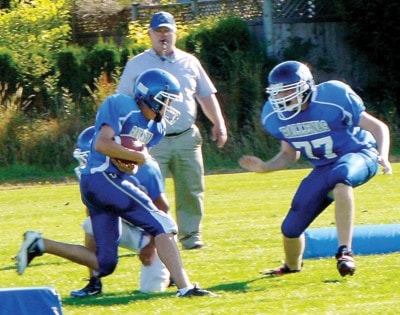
[304,224,400,259]
[0,286,63,315]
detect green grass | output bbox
[1,164,400,315]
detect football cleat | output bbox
[260,264,301,276]
[176,283,218,297]
[336,247,356,277]
[16,230,44,275]
[70,277,103,298]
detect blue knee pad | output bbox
[98,256,118,277]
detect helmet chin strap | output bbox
[154,112,162,122]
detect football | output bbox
[114,134,144,164]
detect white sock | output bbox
[178,287,190,295]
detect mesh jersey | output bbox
[81,94,165,175]
[262,80,377,167]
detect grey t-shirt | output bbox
[117,48,217,134]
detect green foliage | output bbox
[0,0,11,9]
[1,165,400,314]
[0,0,71,55]
[127,20,152,49]
[0,104,26,165]
[185,16,253,80]
[0,113,84,169]
[0,0,72,114]
[0,48,19,97]
[0,3,398,171]
[85,41,120,82]
[181,15,278,161]
[334,0,400,116]
[55,46,90,101]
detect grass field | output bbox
[1,164,399,315]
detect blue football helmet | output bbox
[73,126,95,167]
[266,61,314,120]
[134,68,182,124]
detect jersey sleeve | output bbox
[95,95,123,134]
[321,81,366,126]
[345,88,365,126]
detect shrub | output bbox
[55,46,90,102]
[84,41,120,84]
[0,48,19,100]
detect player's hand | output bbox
[377,156,392,175]
[139,240,156,266]
[239,155,266,173]
[129,147,151,166]
[111,158,138,174]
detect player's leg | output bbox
[131,159,173,290]
[118,195,213,296]
[70,213,104,298]
[154,233,190,287]
[333,184,354,248]
[263,168,333,276]
[44,238,99,269]
[328,150,379,276]
[85,172,213,296]
[115,220,171,293]
[282,234,305,271]
[73,193,169,295]
[332,183,356,277]
[16,230,98,275]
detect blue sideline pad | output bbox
[304,224,400,259]
[0,286,63,315]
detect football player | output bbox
[71,125,171,297]
[239,61,392,277]
[17,68,215,297]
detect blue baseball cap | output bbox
[150,12,177,31]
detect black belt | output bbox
[165,127,192,137]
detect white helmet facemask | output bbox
[153,90,182,125]
[267,80,311,120]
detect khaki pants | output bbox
[150,125,204,249]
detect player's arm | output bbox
[239,140,299,173]
[358,111,392,174]
[95,125,149,166]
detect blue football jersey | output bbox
[82,94,166,175]
[261,80,377,166]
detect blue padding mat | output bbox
[0,286,63,315]
[304,224,400,259]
